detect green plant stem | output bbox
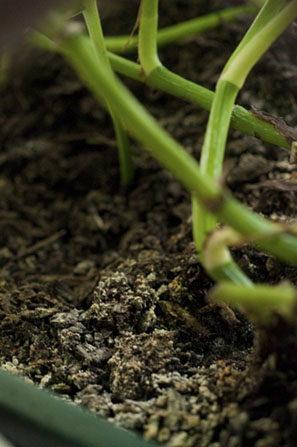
[210,262,252,285]
[81,0,133,185]
[112,115,134,185]
[107,55,290,149]
[194,79,239,250]
[201,226,253,286]
[58,34,219,203]
[222,0,297,88]
[82,0,110,66]
[212,281,297,323]
[29,31,291,150]
[104,5,257,54]
[57,33,297,267]
[138,0,252,285]
[225,0,285,70]
[194,0,297,256]
[138,0,161,75]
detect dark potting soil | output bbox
[1,1,297,446]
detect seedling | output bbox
[29,0,297,325]
[2,1,297,445]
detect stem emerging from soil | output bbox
[194,0,297,255]
[57,32,297,267]
[82,0,134,185]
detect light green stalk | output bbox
[225,0,285,69]
[106,53,290,149]
[138,0,252,285]
[57,32,297,268]
[202,227,253,286]
[29,31,291,150]
[104,5,257,54]
[212,281,297,324]
[81,0,133,185]
[193,79,240,250]
[138,0,161,75]
[194,0,297,253]
[222,0,297,88]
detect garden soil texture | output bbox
[1,1,297,446]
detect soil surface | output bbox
[1,1,297,446]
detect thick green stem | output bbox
[200,81,239,177]
[222,0,297,88]
[57,33,297,267]
[194,79,239,250]
[29,31,291,150]
[138,0,161,75]
[225,0,285,70]
[105,5,257,54]
[82,0,133,185]
[107,56,290,149]
[209,262,252,285]
[194,0,297,257]
[202,227,253,286]
[139,0,255,285]
[212,282,297,323]
[82,0,110,66]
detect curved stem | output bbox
[104,5,257,54]
[138,0,161,75]
[222,0,297,88]
[82,0,133,185]
[57,33,297,268]
[192,199,252,286]
[212,282,297,324]
[225,0,285,70]
[106,55,291,149]
[202,226,253,286]
[29,31,291,150]
[195,0,297,255]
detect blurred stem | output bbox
[82,0,133,185]
[212,281,297,323]
[202,226,253,286]
[105,5,257,54]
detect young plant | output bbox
[3,2,297,446]
[30,0,297,322]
